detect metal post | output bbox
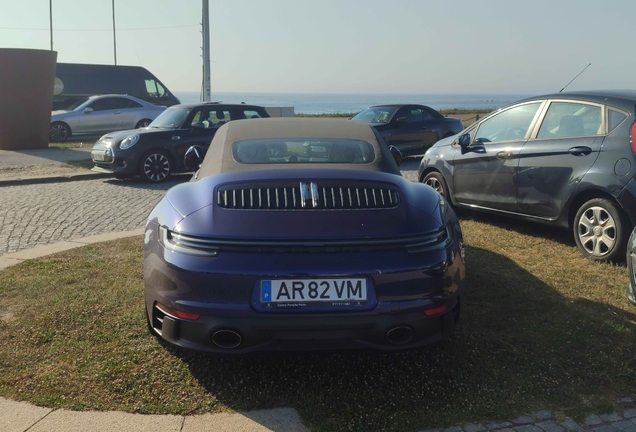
[112,0,117,65]
[202,0,211,101]
[49,0,53,50]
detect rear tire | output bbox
[140,150,172,182]
[422,171,449,201]
[573,198,630,262]
[50,122,70,142]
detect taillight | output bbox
[424,304,448,316]
[156,303,200,321]
[630,121,636,155]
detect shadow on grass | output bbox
[460,209,576,249]
[169,245,636,431]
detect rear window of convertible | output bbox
[232,138,376,164]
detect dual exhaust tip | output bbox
[211,326,414,349]
[211,329,242,349]
[385,326,414,345]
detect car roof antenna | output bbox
[559,63,591,93]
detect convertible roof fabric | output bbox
[197,118,401,178]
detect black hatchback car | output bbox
[352,104,463,157]
[419,90,636,262]
[91,103,270,182]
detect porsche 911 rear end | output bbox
[143,168,465,353]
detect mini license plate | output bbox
[93,153,105,161]
[261,278,367,307]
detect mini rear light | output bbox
[630,121,636,155]
[424,305,448,316]
[156,303,200,321]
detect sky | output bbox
[1,0,635,95]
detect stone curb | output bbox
[0,171,111,187]
[0,229,144,270]
[0,397,308,432]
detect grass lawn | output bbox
[0,214,634,431]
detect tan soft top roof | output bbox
[197,117,401,177]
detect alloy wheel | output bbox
[50,124,68,142]
[577,206,616,257]
[143,153,170,182]
[425,177,443,195]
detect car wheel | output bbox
[50,122,70,142]
[422,171,449,200]
[136,119,152,128]
[573,198,630,262]
[140,150,172,182]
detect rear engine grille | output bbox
[163,226,448,255]
[217,181,399,210]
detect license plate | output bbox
[261,278,367,307]
[93,153,104,161]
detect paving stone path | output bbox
[421,404,636,432]
[0,177,186,256]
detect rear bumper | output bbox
[146,291,462,354]
[143,218,466,354]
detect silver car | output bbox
[50,94,166,142]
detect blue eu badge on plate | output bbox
[261,280,271,302]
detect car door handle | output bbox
[568,146,592,156]
[172,136,181,141]
[496,151,513,159]
[113,111,121,114]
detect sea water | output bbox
[173,91,530,115]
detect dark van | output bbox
[53,63,181,110]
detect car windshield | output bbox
[352,107,398,124]
[148,107,190,128]
[68,98,89,111]
[233,138,375,164]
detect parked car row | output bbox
[63,91,634,354]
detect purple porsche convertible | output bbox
[143,118,465,353]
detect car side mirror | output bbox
[458,133,471,147]
[389,145,402,167]
[184,145,205,171]
[83,107,93,114]
[395,117,408,125]
[191,122,205,130]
